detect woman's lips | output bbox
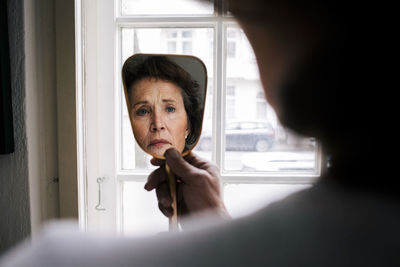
[149,139,171,147]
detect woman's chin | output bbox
[147,144,173,157]
[146,143,186,157]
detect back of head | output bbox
[225,0,397,190]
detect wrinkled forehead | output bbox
[130,78,184,103]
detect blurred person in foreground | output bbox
[1,1,398,266]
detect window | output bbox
[226,85,235,121]
[166,30,178,53]
[79,0,321,237]
[226,28,237,58]
[256,91,268,120]
[164,29,193,54]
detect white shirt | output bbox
[1,178,399,267]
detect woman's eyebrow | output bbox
[132,99,176,107]
[162,99,177,103]
[132,100,148,107]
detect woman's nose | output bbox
[150,113,165,132]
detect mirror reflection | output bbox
[122,54,207,158]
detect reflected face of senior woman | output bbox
[129,77,189,157]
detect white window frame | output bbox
[76,0,322,234]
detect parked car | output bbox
[198,121,275,152]
[241,151,315,172]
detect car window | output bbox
[258,122,271,129]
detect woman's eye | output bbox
[136,108,149,116]
[166,106,176,113]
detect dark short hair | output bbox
[122,56,203,151]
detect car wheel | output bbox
[255,139,270,152]
[200,138,212,151]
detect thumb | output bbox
[164,148,198,183]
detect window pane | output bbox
[123,181,168,237]
[120,0,214,15]
[227,29,236,38]
[167,41,177,53]
[182,41,192,54]
[121,28,214,169]
[192,84,212,161]
[166,30,177,38]
[224,183,311,218]
[182,30,193,38]
[227,41,236,58]
[224,27,317,172]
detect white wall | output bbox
[24,0,60,237]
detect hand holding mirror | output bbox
[122,54,207,230]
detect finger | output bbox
[175,184,190,218]
[145,166,166,191]
[176,182,183,203]
[184,151,207,167]
[158,202,173,218]
[150,157,165,166]
[164,148,199,184]
[156,182,172,209]
[185,151,220,177]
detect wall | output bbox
[0,0,31,254]
[0,0,63,255]
[24,0,60,235]
[55,0,78,219]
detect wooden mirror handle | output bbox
[165,163,178,231]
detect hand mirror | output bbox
[122,54,207,159]
[122,54,207,230]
